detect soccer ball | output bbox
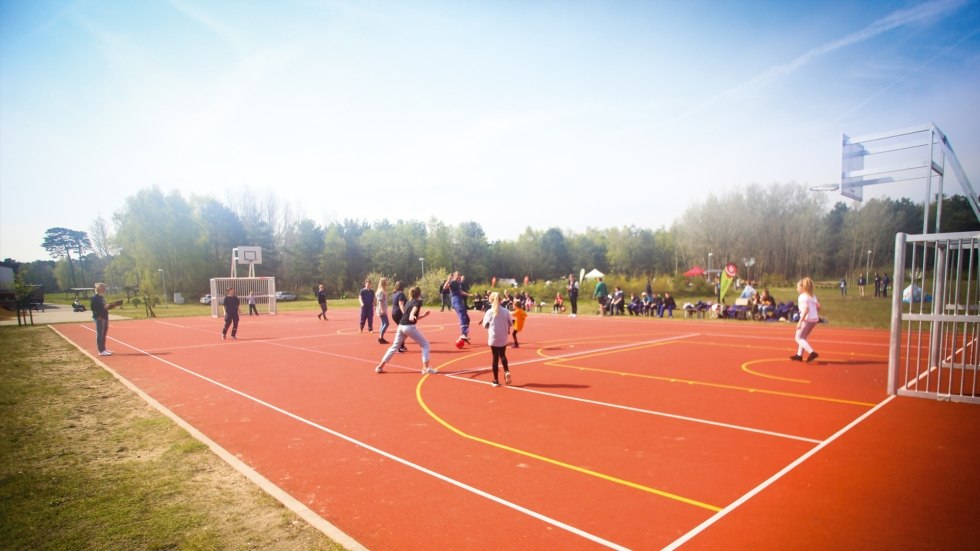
[455,337,466,349]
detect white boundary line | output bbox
[57,325,630,550]
[662,394,896,550]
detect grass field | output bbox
[39,285,893,329]
[0,326,344,550]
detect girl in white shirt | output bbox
[481,292,513,387]
[791,277,821,363]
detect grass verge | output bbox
[0,326,344,550]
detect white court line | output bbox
[82,329,631,551]
[662,394,896,551]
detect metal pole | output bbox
[419,257,425,279]
[158,268,167,308]
[888,234,906,395]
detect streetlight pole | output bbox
[419,257,425,279]
[157,268,167,308]
[866,250,872,295]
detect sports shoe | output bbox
[806,352,819,363]
[789,354,803,362]
[397,346,407,353]
[375,365,384,373]
[504,371,511,385]
[99,350,112,356]
[221,333,226,340]
[492,380,500,387]
[317,313,322,319]
[569,313,577,318]
[512,343,519,348]
[460,335,470,342]
[378,338,389,344]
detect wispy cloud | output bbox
[665,0,967,125]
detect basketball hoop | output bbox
[809,183,840,192]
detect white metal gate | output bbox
[889,231,980,403]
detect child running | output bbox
[790,276,821,363]
[481,292,512,387]
[375,286,433,374]
[511,299,527,348]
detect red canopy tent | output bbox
[683,266,706,277]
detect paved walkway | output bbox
[0,304,129,326]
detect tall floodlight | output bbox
[157,268,167,308]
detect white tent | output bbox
[584,268,605,280]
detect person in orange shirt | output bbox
[511,300,527,348]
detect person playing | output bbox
[390,281,409,353]
[359,278,375,333]
[790,277,821,363]
[593,276,609,316]
[221,287,241,340]
[376,277,390,344]
[90,282,118,356]
[247,291,259,316]
[481,291,513,387]
[375,286,433,374]
[511,299,527,348]
[567,273,579,317]
[316,283,328,320]
[444,271,471,343]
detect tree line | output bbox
[4,183,977,300]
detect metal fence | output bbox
[889,231,980,404]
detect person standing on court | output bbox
[511,298,527,348]
[91,282,118,356]
[221,287,241,340]
[375,286,433,374]
[247,291,259,316]
[444,271,471,343]
[593,276,609,316]
[376,277,390,344]
[481,291,512,387]
[567,273,579,317]
[316,283,328,320]
[789,277,821,363]
[359,278,375,333]
[390,280,409,353]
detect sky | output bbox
[2,0,979,262]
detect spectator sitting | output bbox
[758,289,776,319]
[658,292,677,318]
[553,292,564,313]
[72,298,87,312]
[627,293,643,315]
[609,286,625,315]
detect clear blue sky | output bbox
[2,0,979,262]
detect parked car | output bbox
[275,291,297,301]
[200,294,212,304]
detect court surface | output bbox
[54,309,980,549]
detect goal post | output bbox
[209,277,277,317]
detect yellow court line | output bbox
[537,362,877,408]
[741,359,810,383]
[415,375,722,513]
[672,339,889,361]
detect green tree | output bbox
[42,227,91,288]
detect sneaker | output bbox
[375,365,384,373]
[378,338,389,344]
[317,313,322,319]
[806,352,819,363]
[512,343,519,348]
[569,313,577,318]
[232,335,237,340]
[504,371,511,385]
[398,346,408,353]
[221,333,226,340]
[789,354,803,362]
[460,335,470,342]
[428,367,439,374]
[492,380,500,387]
[99,350,112,356]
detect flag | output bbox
[720,263,738,301]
